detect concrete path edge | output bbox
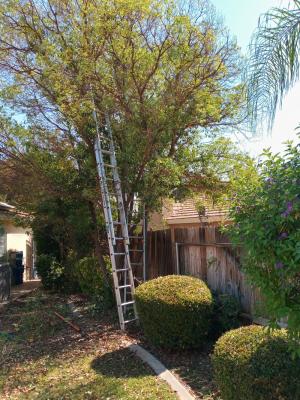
[128,344,195,400]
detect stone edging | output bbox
[128,343,196,400]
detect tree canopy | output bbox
[0,0,249,282]
[0,0,245,207]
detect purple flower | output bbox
[235,206,241,213]
[278,232,288,240]
[266,177,274,185]
[281,201,293,217]
[275,261,284,270]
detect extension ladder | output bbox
[93,111,146,330]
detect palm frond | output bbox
[247,0,300,130]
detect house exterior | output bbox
[0,202,35,281]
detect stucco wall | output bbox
[0,219,33,280]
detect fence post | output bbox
[175,243,180,274]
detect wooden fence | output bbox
[146,229,173,279]
[146,226,262,315]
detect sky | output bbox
[211,0,299,156]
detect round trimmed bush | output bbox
[135,275,213,349]
[212,325,300,400]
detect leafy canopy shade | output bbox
[0,0,245,210]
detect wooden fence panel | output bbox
[147,226,262,315]
[147,229,173,279]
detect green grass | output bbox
[0,290,177,400]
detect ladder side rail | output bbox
[143,205,147,281]
[105,114,130,245]
[105,113,138,320]
[93,118,116,245]
[94,140,125,327]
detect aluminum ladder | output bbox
[93,111,141,330]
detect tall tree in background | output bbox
[0,0,246,277]
[247,0,300,128]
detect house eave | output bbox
[166,212,229,225]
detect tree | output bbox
[247,0,300,128]
[0,0,246,278]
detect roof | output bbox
[0,202,16,212]
[165,197,228,225]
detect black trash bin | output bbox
[10,251,24,285]
[15,251,24,284]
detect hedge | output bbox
[212,325,300,400]
[135,275,213,349]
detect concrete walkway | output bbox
[0,279,41,310]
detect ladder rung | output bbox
[104,163,116,168]
[128,223,143,227]
[113,252,126,255]
[115,268,129,272]
[129,249,143,252]
[131,262,143,266]
[102,149,113,155]
[124,318,138,324]
[106,178,121,183]
[118,284,132,289]
[120,301,135,307]
[99,135,110,141]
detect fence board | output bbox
[147,226,262,316]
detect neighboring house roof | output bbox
[0,202,17,222]
[0,202,16,212]
[149,196,229,230]
[167,198,227,223]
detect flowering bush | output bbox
[228,142,300,354]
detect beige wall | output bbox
[0,218,33,280]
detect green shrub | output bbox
[135,275,213,349]
[212,325,300,400]
[228,142,300,353]
[212,292,241,336]
[35,254,64,290]
[74,256,114,310]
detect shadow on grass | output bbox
[91,347,154,378]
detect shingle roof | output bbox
[0,202,15,211]
[165,197,228,224]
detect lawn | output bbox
[0,290,177,400]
